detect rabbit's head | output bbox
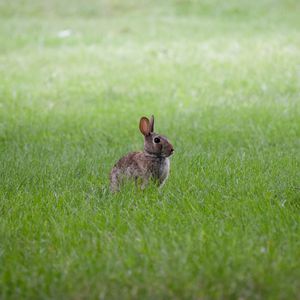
[139,115,174,158]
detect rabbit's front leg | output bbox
[140,176,150,190]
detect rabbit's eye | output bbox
[154,137,160,143]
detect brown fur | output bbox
[110,115,174,192]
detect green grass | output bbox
[1,0,300,299]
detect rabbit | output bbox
[110,115,174,192]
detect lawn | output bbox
[0,0,300,299]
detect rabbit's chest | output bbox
[151,158,169,182]
[160,158,170,178]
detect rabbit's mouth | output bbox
[163,147,174,157]
[167,145,174,157]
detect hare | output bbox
[110,115,174,192]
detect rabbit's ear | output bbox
[149,115,154,133]
[139,117,150,136]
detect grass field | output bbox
[1,0,300,299]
